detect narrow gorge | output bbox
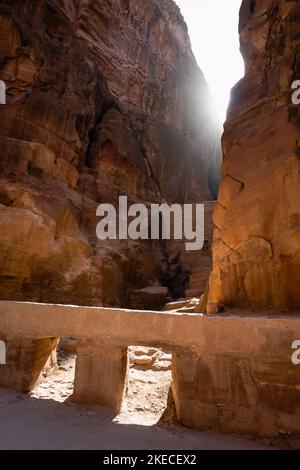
[0,0,300,452]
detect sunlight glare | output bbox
[175,0,244,123]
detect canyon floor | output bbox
[0,346,276,450]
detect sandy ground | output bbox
[29,346,173,426]
[0,348,273,450]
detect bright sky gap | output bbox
[174,0,244,123]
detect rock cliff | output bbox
[0,0,221,307]
[209,0,300,311]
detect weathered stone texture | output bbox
[73,342,128,411]
[2,301,300,438]
[0,335,58,392]
[208,0,300,311]
[0,0,221,308]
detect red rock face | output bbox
[0,0,221,307]
[209,0,300,311]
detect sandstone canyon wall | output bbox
[209,0,300,312]
[0,0,221,307]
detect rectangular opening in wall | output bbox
[116,346,173,426]
[30,337,77,403]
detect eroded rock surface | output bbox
[209,0,300,311]
[0,0,221,308]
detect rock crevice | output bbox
[0,0,221,308]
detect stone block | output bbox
[73,342,128,411]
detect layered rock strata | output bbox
[0,0,221,308]
[209,0,300,312]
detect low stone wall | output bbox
[1,301,300,438]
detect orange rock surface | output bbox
[0,1,221,307]
[209,0,300,312]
